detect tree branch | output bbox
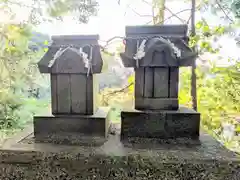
[100,36,125,48]
[141,0,152,6]
[215,0,234,23]
[164,6,187,23]
[148,8,191,25]
[102,82,133,97]
[126,4,153,17]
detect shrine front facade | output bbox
[120,25,200,139]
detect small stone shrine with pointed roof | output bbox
[120,24,200,140]
[34,34,110,145]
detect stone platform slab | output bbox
[0,125,240,180]
[121,106,200,140]
[34,107,110,146]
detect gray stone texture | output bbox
[38,35,103,115]
[0,127,239,180]
[38,35,103,74]
[34,107,110,146]
[134,67,179,111]
[121,106,200,140]
[120,24,196,112]
[50,74,99,115]
[120,25,196,68]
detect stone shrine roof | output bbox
[38,35,103,74]
[120,25,197,67]
[125,24,188,38]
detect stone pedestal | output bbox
[121,106,200,140]
[0,126,239,180]
[34,107,110,146]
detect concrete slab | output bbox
[0,125,239,179]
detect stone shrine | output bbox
[35,34,110,145]
[120,24,201,140]
[0,30,239,180]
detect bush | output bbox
[0,88,49,130]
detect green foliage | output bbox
[0,23,49,130]
[0,0,98,24]
[232,0,240,18]
[179,66,240,130]
[182,17,240,141]
[199,0,240,19]
[0,0,98,137]
[99,87,133,122]
[185,19,240,138]
[44,0,98,23]
[190,20,224,54]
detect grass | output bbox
[0,97,50,146]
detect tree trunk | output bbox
[191,0,197,111]
[152,0,197,111]
[152,0,166,25]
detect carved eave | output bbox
[120,37,195,68]
[171,38,198,66]
[120,46,197,68]
[142,37,178,67]
[37,34,103,74]
[120,48,178,68]
[38,46,59,73]
[51,47,103,74]
[120,24,198,68]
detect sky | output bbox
[37,0,192,39]
[38,0,127,39]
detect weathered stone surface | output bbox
[120,24,196,112]
[125,25,188,37]
[38,34,104,116]
[133,67,179,111]
[38,34,103,74]
[0,127,239,180]
[51,35,99,46]
[51,74,99,115]
[120,25,196,68]
[121,106,200,140]
[34,107,110,146]
[135,97,179,110]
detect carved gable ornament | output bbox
[120,24,197,68]
[38,35,103,74]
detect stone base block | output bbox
[34,107,110,145]
[135,97,179,110]
[0,127,239,180]
[121,106,200,140]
